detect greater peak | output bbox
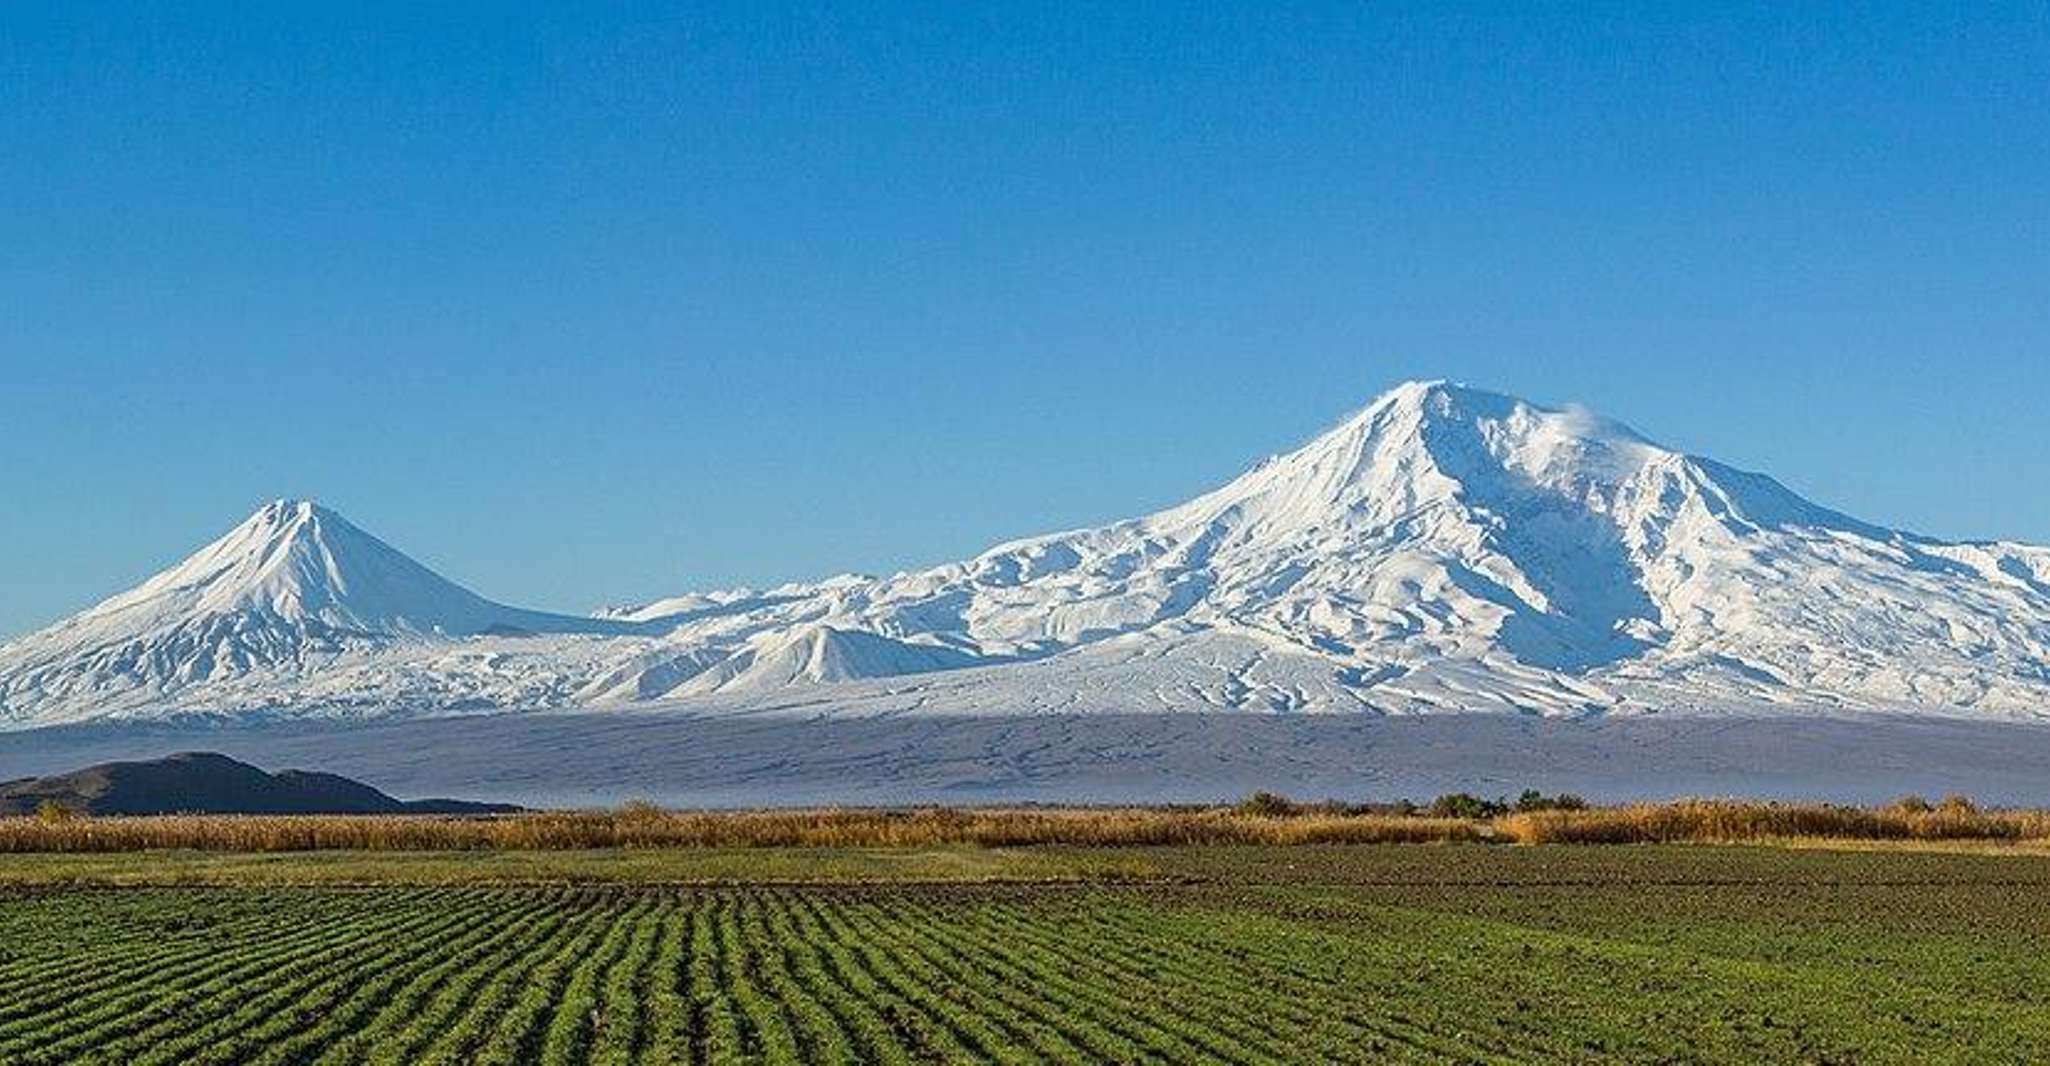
[1365,379,1520,418]
[1347,380,1652,447]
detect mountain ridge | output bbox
[4,381,2048,728]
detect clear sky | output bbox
[4,3,2047,639]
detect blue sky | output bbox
[4,3,2047,638]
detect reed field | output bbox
[5,794,2050,852]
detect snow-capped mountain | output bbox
[0,501,637,724]
[5,382,2049,728]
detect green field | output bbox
[5,845,2050,1063]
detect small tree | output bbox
[1514,790,1589,813]
[1428,793,1504,819]
[615,799,666,824]
[1236,791,1297,818]
[35,800,75,824]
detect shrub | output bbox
[1512,790,1588,813]
[1890,794,1933,814]
[1236,791,1298,818]
[1428,793,1505,820]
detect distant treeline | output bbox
[4,792,2047,852]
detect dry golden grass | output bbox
[9,796,2050,853]
[1500,797,2050,845]
[0,806,1486,853]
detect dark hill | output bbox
[0,752,520,815]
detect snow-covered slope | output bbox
[0,501,637,724]
[5,382,2049,728]
[586,381,2050,718]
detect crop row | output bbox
[0,887,1419,1065]
[6,882,2050,1063]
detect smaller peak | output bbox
[236,500,305,536]
[1382,378,1454,398]
[223,500,371,558]
[246,499,345,527]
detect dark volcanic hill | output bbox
[0,751,519,815]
